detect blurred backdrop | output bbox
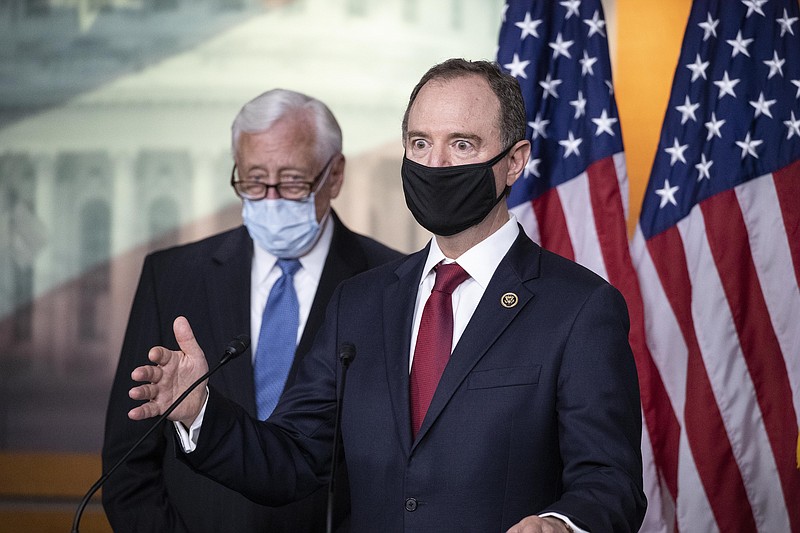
[0,0,702,531]
[0,0,510,452]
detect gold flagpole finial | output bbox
[796,430,800,470]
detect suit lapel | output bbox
[412,231,542,447]
[205,226,255,414]
[297,213,365,356]
[284,213,372,394]
[384,247,429,454]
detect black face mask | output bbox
[401,145,513,236]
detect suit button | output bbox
[404,497,418,512]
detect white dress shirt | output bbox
[409,215,519,371]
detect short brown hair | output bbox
[401,58,526,149]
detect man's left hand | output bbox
[506,515,572,533]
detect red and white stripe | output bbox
[631,160,800,532]
[511,152,680,532]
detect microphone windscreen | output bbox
[338,343,356,364]
[225,334,250,357]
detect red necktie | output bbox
[410,262,470,438]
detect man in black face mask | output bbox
[126,59,646,533]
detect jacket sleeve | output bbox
[176,284,345,506]
[540,282,647,532]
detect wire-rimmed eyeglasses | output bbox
[231,156,336,201]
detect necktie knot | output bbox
[432,262,470,295]
[277,258,301,277]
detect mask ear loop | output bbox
[487,141,521,205]
[311,154,339,195]
[489,185,511,210]
[309,155,340,235]
[485,142,517,166]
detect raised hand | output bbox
[127,316,210,427]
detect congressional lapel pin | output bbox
[500,292,518,308]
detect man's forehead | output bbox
[417,73,490,97]
[407,75,500,136]
[240,117,315,148]
[236,129,319,170]
[414,75,496,110]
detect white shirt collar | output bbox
[252,212,334,284]
[420,214,520,289]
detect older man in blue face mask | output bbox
[102,89,401,533]
[233,92,342,259]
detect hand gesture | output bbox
[127,316,209,427]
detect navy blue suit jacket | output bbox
[102,212,401,533]
[183,228,646,532]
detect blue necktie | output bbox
[254,258,301,420]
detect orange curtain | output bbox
[615,0,693,236]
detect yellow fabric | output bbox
[615,0,692,236]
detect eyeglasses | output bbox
[231,156,336,201]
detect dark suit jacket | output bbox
[182,228,647,533]
[102,212,401,533]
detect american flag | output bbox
[630,0,800,531]
[497,3,673,530]
[497,0,628,265]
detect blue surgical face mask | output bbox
[242,163,332,258]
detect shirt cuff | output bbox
[540,512,588,533]
[173,387,209,453]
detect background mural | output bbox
[8,2,793,532]
[0,0,507,453]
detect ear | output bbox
[327,153,346,199]
[505,139,531,188]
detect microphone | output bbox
[325,342,356,533]
[71,334,250,533]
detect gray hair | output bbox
[231,89,342,161]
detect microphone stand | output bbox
[325,342,356,533]
[70,335,249,533]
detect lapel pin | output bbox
[500,292,518,308]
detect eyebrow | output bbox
[448,132,483,144]
[241,164,308,175]
[405,130,483,144]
